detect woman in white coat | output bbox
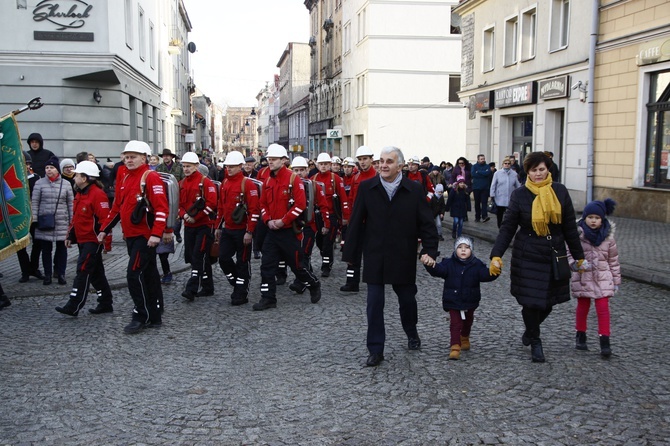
[32,157,74,285]
[489,156,521,228]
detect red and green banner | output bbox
[0,113,31,261]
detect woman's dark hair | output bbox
[439,161,447,168]
[455,156,469,168]
[522,151,553,173]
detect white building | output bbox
[276,43,311,157]
[455,0,592,208]
[340,0,466,163]
[0,0,192,159]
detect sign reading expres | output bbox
[494,82,536,108]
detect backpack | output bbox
[287,173,315,233]
[139,170,179,230]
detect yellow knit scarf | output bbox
[524,174,561,236]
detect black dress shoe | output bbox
[18,275,29,283]
[408,336,422,350]
[181,290,195,301]
[88,305,113,314]
[31,270,45,280]
[340,283,359,292]
[366,353,384,367]
[309,282,321,304]
[252,298,277,311]
[57,275,67,285]
[55,305,79,317]
[43,276,52,285]
[123,320,147,334]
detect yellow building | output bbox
[594,0,670,222]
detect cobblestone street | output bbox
[1,237,669,445]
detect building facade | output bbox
[256,76,280,154]
[0,0,193,160]
[276,42,311,158]
[594,0,670,222]
[455,0,593,210]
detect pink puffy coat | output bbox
[569,222,621,299]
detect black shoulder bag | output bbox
[37,179,63,231]
[548,232,571,281]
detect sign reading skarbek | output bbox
[33,0,94,42]
[494,81,536,108]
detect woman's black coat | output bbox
[343,176,439,285]
[490,183,584,310]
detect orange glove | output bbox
[490,257,503,276]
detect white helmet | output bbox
[181,152,199,164]
[342,157,355,166]
[223,151,245,166]
[73,161,100,177]
[122,140,152,156]
[373,151,381,162]
[408,155,421,165]
[331,156,342,164]
[316,153,332,163]
[266,144,288,158]
[355,145,374,158]
[291,156,308,168]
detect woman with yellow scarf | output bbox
[489,152,585,363]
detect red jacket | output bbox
[68,183,110,244]
[178,173,218,228]
[260,166,306,227]
[101,164,169,239]
[349,167,377,208]
[310,171,351,220]
[343,172,356,197]
[216,171,260,233]
[406,170,435,199]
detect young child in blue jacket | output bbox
[424,236,499,359]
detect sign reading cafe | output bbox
[32,0,94,41]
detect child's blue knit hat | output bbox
[582,198,616,219]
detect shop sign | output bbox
[184,133,195,143]
[637,38,670,66]
[494,81,536,108]
[539,76,570,100]
[326,129,342,139]
[474,91,494,111]
[33,0,94,41]
[291,145,304,152]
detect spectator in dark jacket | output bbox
[445,176,471,239]
[471,154,493,222]
[430,184,446,241]
[26,133,55,178]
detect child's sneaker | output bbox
[449,345,461,360]
[161,273,173,284]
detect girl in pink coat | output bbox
[569,199,621,358]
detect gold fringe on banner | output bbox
[0,235,31,262]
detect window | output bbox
[138,6,145,61]
[125,0,133,49]
[450,6,461,34]
[149,21,155,68]
[550,0,570,51]
[343,22,351,54]
[521,7,537,61]
[449,75,461,102]
[357,8,366,42]
[344,82,351,112]
[504,15,519,66]
[644,71,670,188]
[357,74,366,107]
[483,26,495,72]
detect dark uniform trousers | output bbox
[218,228,252,299]
[260,227,319,303]
[67,242,113,312]
[255,219,287,278]
[315,214,339,271]
[125,236,162,323]
[184,225,214,295]
[291,225,316,292]
[366,283,419,354]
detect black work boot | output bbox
[530,338,545,363]
[575,331,588,350]
[599,335,612,358]
[55,303,79,317]
[309,281,321,304]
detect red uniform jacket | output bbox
[260,166,306,227]
[343,172,356,197]
[216,171,260,233]
[349,167,377,209]
[68,183,110,244]
[178,173,218,228]
[101,164,169,239]
[310,171,351,221]
[406,170,435,199]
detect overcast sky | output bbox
[185,1,310,108]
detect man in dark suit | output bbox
[343,146,439,367]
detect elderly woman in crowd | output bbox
[489,156,522,228]
[489,152,585,363]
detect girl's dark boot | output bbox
[530,338,545,363]
[599,335,612,358]
[575,331,588,350]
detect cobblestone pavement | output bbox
[1,236,669,445]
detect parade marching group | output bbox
[0,138,622,367]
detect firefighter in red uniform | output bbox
[98,141,168,334]
[311,152,350,277]
[55,161,113,316]
[215,151,260,306]
[253,144,321,311]
[252,161,272,260]
[289,156,330,294]
[339,156,358,250]
[340,146,377,292]
[405,155,435,201]
[178,152,218,301]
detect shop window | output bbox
[644,71,670,189]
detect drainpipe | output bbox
[586,0,599,204]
